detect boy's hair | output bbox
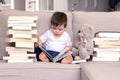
[51,12,67,28]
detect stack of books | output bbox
[3,16,38,63]
[93,31,120,61]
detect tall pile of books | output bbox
[3,16,38,63]
[93,31,120,61]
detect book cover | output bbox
[94,50,120,58]
[11,34,33,39]
[8,20,37,24]
[39,47,72,63]
[95,44,120,48]
[94,40,120,45]
[6,38,37,42]
[9,42,35,49]
[94,37,120,42]
[8,23,37,27]
[7,29,37,34]
[11,26,33,30]
[72,60,86,64]
[8,53,35,57]
[92,57,119,61]
[72,56,86,64]
[94,48,120,52]
[95,31,120,38]
[7,59,34,63]
[8,16,38,21]
[3,56,28,60]
[6,46,34,52]
[7,50,27,54]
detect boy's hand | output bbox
[34,42,39,47]
[37,39,42,47]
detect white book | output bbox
[92,57,120,61]
[12,26,32,30]
[96,51,120,58]
[7,50,35,57]
[7,50,27,54]
[8,25,36,28]
[3,56,28,60]
[8,20,37,24]
[6,47,34,52]
[8,16,38,21]
[94,41,120,45]
[8,23,37,27]
[12,34,33,39]
[6,38,37,42]
[95,44,120,48]
[72,60,86,64]
[10,42,34,49]
[94,37,120,41]
[7,59,34,63]
[96,32,120,38]
[7,29,37,34]
[94,48,120,52]
[9,53,36,57]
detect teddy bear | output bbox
[72,24,95,60]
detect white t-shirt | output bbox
[39,30,72,52]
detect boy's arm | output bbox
[35,38,43,47]
[64,45,73,53]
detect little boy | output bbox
[35,12,73,64]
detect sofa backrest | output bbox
[0,10,120,59]
[0,10,73,59]
[72,11,120,45]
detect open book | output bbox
[39,47,72,63]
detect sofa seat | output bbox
[81,61,120,80]
[0,62,81,80]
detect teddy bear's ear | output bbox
[81,24,95,40]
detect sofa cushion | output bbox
[0,62,81,80]
[72,11,120,45]
[81,62,120,80]
[0,10,73,59]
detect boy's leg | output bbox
[39,52,49,62]
[61,54,73,64]
[34,46,42,61]
[34,46,49,62]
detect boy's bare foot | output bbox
[61,54,73,64]
[39,52,49,62]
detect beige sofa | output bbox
[0,10,120,80]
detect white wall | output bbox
[54,0,68,11]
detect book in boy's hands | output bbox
[39,46,72,63]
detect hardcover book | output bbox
[11,26,33,30]
[8,16,38,21]
[7,29,37,34]
[9,42,35,49]
[95,31,120,38]
[6,46,34,52]
[92,57,119,61]
[39,47,72,63]
[6,38,37,42]
[11,34,33,39]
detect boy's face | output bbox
[51,24,65,36]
